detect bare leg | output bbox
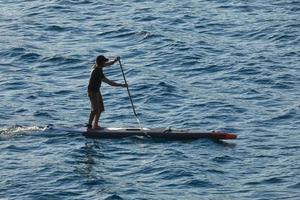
[93,111,102,128]
[88,111,96,127]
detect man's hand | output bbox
[121,83,128,88]
[114,56,121,63]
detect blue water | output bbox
[1,0,299,199]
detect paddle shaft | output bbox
[118,60,148,135]
[118,60,139,120]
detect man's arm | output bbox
[102,76,127,88]
[103,56,120,67]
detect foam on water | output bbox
[0,125,45,139]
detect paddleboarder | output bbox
[87,55,127,130]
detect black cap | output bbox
[96,55,109,65]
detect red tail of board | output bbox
[212,132,237,140]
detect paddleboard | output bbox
[48,126,237,140]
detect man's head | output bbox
[96,55,109,66]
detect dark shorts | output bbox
[88,92,104,113]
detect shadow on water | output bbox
[136,136,237,148]
[211,139,237,148]
[70,136,238,200]
[71,140,125,199]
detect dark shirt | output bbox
[88,67,105,92]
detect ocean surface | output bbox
[0,0,299,199]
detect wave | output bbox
[0,125,45,139]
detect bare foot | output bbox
[93,125,101,129]
[86,124,92,131]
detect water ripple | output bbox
[0,0,299,199]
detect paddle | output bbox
[118,59,143,128]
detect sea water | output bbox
[0,1,299,199]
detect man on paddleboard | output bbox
[87,55,127,130]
